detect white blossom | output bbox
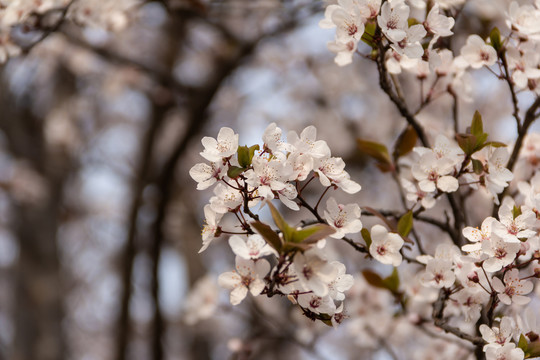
[218,256,270,305]
[324,197,363,239]
[460,35,497,69]
[369,224,404,266]
[200,127,239,162]
[492,269,533,305]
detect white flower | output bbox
[209,183,243,214]
[324,197,363,239]
[494,197,536,243]
[377,1,410,43]
[183,275,220,325]
[492,269,533,305]
[482,232,520,272]
[200,127,239,162]
[287,126,331,159]
[327,39,358,66]
[319,0,366,43]
[327,261,354,301]
[218,256,270,305]
[292,250,338,297]
[506,45,540,89]
[454,287,489,322]
[369,225,404,266]
[421,259,455,288]
[424,3,455,38]
[200,205,223,253]
[411,151,459,193]
[460,35,497,69]
[462,217,496,259]
[507,2,540,40]
[297,293,337,315]
[245,155,292,202]
[484,148,514,202]
[228,234,276,260]
[401,178,436,209]
[390,24,427,59]
[262,122,286,153]
[485,343,524,360]
[189,161,224,190]
[480,317,515,351]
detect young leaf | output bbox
[472,158,484,175]
[291,224,335,244]
[266,201,294,241]
[357,139,392,167]
[471,111,483,137]
[512,205,522,219]
[382,267,400,293]
[282,242,312,253]
[518,334,528,353]
[237,145,251,168]
[361,228,372,248]
[251,221,282,252]
[248,144,260,162]
[397,211,413,237]
[393,125,418,160]
[490,27,502,52]
[361,269,386,289]
[227,166,245,179]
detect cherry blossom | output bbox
[369,225,404,266]
[228,235,276,260]
[218,256,271,306]
[189,161,224,190]
[484,343,524,360]
[377,0,410,43]
[480,317,515,350]
[292,250,338,297]
[199,205,223,253]
[200,127,239,162]
[482,232,521,272]
[460,35,498,69]
[323,197,363,239]
[424,3,455,38]
[492,269,533,305]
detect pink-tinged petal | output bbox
[249,278,266,296]
[491,276,505,292]
[512,294,531,305]
[229,236,250,259]
[418,179,436,193]
[254,259,271,278]
[497,293,512,305]
[230,286,248,305]
[437,176,459,192]
[218,271,241,290]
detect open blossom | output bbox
[480,317,515,351]
[424,3,454,38]
[454,287,489,322]
[420,259,455,288]
[189,161,224,190]
[183,275,220,325]
[200,205,223,253]
[390,24,427,59]
[245,155,292,202]
[293,250,338,297]
[401,178,436,209]
[287,126,331,160]
[507,1,540,40]
[484,148,514,202]
[218,256,270,305]
[297,293,337,315]
[482,232,521,272]
[485,343,525,360]
[369,225,404,266]
[200,127,239,162]
[324,197,362,239]
[493,198,536,243]
[506,45,540,89]
[411,152,459,193]
[492,269,533,305]
[461,217,495,259]
[460,35,497,69]
[327,261,354,301]
[209,183,243,214]
[228,234,276,260]
[327,39,358,66]
[377,0,410,43]
[319,0,366,43]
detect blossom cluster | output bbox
[190,124,370,322]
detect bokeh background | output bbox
[0,0,535,359]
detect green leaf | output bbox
[251,221,282,252]
[266,201,294,242]
[484,141,507,148]
[237,145,250,168]
[291,224,335,244]
[382,267,400,293]
[248,144,260,162]
[357,139,392,168]
[362,269,386,289]
[472,158,484,175]
[471,111,483,137]
[490,27,502,52]
[456,134,476,155]
[393,125,418,160]
[526,340,540,358]
[518,334,528,353]
[512,205,522,219]
[227,166,245,179]
[361,22,377,49]
[361,228,372,248]
[282,242,312,253]
[397,211,413,237]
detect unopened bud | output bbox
[534,268,540,278]
[527,331,539,342]
[468,271,480,283]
